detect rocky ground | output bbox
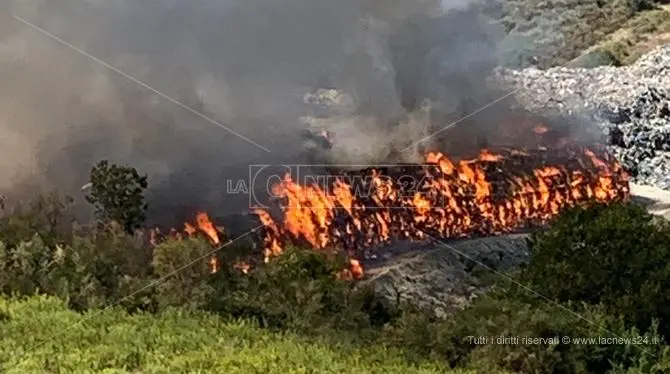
[496,44,670,188]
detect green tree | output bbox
[85,160,148,234]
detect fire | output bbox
[147,126,630,283]
[254,145,630,277]
[149,212,225,274]
[184,222,197,236]
[195,212,220,245]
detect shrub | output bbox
[0,235,63,297]
[152,237,216,310]
[207,246,395,335]
[215,246,352,330]
[0,192,74,249]
[520,202,670,337]
[383,286,664,373]
[85,160,148,234]
[0,222,154,312]
[64,224,154,312]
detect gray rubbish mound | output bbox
[495,44,670,189]
[362,234,530,317]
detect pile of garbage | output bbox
[496,44,670,189]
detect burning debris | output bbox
[139,122,630,281]
[141,92,633,281]
[147,113,631,281]
[254,143,630,274]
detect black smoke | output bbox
[0,0,547,226]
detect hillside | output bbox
[0,295,458,374]
[488,0,670,68]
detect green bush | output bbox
[207,246,395,335]
[152,237,216,310]
[64,224,154,312]
[383,286,665,373]
[0,220,154,312]
[520,202,670,337]
[0,235,64,297]
[0,192,74,250]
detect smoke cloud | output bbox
[1,0,523,225]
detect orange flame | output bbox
[147,134,629,284]
[254,145,629,277]
[195,212,220,245]
[149,213,224,274]
[184,222,197,237]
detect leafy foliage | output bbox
[0,226,154,312]
[64,224,155,312]
[520,202,670,337]
[0,192,74,249]
[578,8,670,66]
[85,160,148,234]
[152,237,216,310]
[383,285,666,373]
[206,246,396,335]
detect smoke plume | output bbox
[0,0,526,225]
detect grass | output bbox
[0,295,464,374]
